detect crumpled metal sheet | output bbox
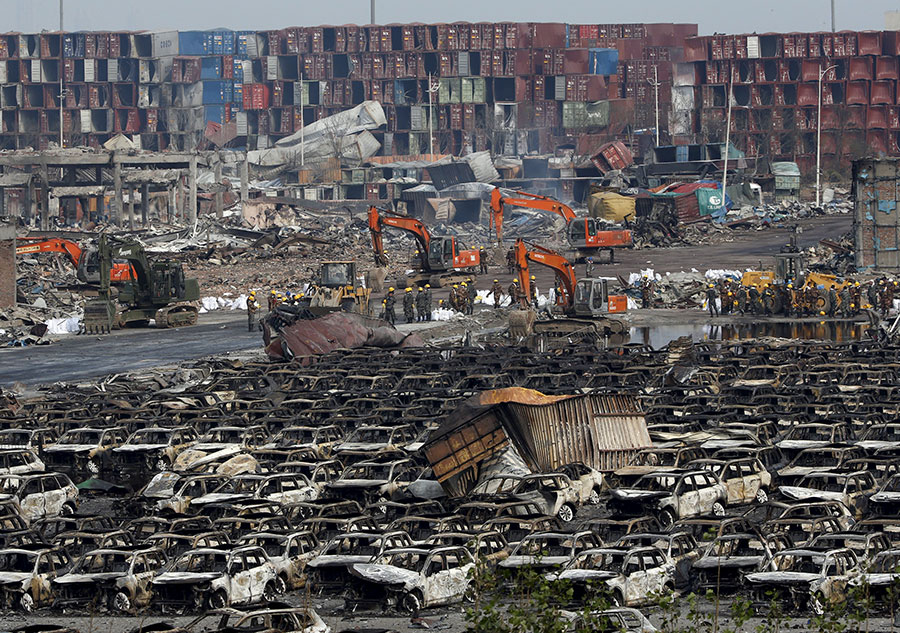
[266,313,423,361]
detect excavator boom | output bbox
[15,237,134,283]
[368,206,431,267]
[491,188,577,243]
[514,239,578,309]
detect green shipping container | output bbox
[696,188,726,216]
[562,102,587,128]
[585,100,610,128]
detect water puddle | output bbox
[629,320,867,349]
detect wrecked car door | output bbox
[227,553,254,605]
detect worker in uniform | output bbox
[748,286,760,315]
[403,287,416,323]
[506,247,516,274]
[761,285,773,316]
[838,285,851,318]
[415,287,426,322]
[466,280,477,315]
[827,285,838,318]
[706,284,719,317]
[508,279,522,307]
[412,250,422,269]
[735,286,747,315]
[424,284,433,321]
[640,278,652,309]
[849,282,862,316]
[383,288,396,325]
[479,247,489,274]
[585,257,595,278]
[883,281,896,317]
[267,290,278,312]
[490,279,504,309]
[246,291,259,332]
[718,281,730,316]
[529,275,538,307]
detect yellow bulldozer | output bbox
[740,252,851,314]
[303,261,372,316]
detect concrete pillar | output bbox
[40,164,50,230]
[188,156,198,225]
[214,153,223,219]
[240,154,249,202]
[0,222,15,308]
[0,188,6,218]
[24,178,34,226]
[167,186,175,224]
[141,183,149,225]
[127,186,135,230]
[113,157,123,227]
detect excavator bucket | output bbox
[83,298,116,334]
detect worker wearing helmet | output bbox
[383,288,396,325]
[415,286,426,322]
[423,284,433,321]
[849,281,862,317]
[509,278,525,308]
[529,275,538,308]
[479,246,488,274]
[706,284,719,317]
[490,278,504,310]
[466,279,477,315]
[403,287,416,323]
[267,289,278,312]
[247,291,260,332]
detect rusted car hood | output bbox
[350,563,419,589]
[55,572,125,584]
[694,556,763,569]
[745,571,820,585]
[779,486,844,502]
[153,571,222,584]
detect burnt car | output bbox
[347,545,475,613]
[152,546,278,611]
[113,427,198,477]
[513,472,604,523]
[43,428,127,478]
[305,531,412,593]
[607,470,727,528]
[53,547,167,612]
[692,533,781,593]
[0,546,70,612]
[0,473,78,522]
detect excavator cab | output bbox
[572,279,627,317]
[426,237,479,272]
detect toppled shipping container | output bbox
[423,388,650,498]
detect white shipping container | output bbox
[108,59,119,82]
[138,85,150,108]
[235,111,248,136]
[303,188,318,201]
[151,31,179,57]
[0,64,6,84]
[30,60,41,83]
[84,59,95,83]
[79,110,92,133]
[673,62,698,87]
[139,60,152,84]
[671,86,695,111]
[458,52,469,76]
[554,76,566,101]
[242,60,253,85]
[747,36,760,59]
[266,56,277,81]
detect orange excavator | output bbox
[490,187,633,262]
[15,237,134,284]
[510,238,627,343]
[368,206,481,287]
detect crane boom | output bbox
[514,239,578,309]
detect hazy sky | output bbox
[10,1,899,35]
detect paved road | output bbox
[0,311,260,387]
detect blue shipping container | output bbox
[675,145,689,163]
[201,57,223,80]
[394,80,408,105]
[588,48,619,76]
[202,80,233,105]
[232,59,244,82]
[233,83,243,105]
[204,105,227,124]
[179,31,208,56]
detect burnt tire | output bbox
[18,592,34,613]
[401,590,423,615]
[274,575,288,595]
[208,590,228,610]
[588,489,602,506]
[60,503,75,517]
[557,503,576,523]
[262,581,277,603]
[659,509,677,529]
[463,583,476,603]
[811,592,827,616]
[111,591,132,613]
[756,488,769,504]
[712,502,726,516]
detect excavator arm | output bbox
[367,205,432,268]
[490,187,578,244]
[16,237,84,266]
[514,238,578,310]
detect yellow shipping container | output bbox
[588,192,636,223]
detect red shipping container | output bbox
[144,109,158,132]
[877,57,899,81]
[845,33,858,56]
[84,34,96,58]
[833,34,846,57]
[783,34,796,58]
[108,33,121,58]
[807,33,821,57]
[63,59,75,83]
[563,48,588,75]
[871,81,894,105]
[868,105,888,128]
[310,28,324,53]
[891,106,900,130]
[849,57,873,81]
[847,81,869,105]
[846,105,866,128]
[796,83,818,107]
[822,34,833,57]
[272,81,284,107]
[868,130,888,153]
[222,56,233,80]
[683,37,708,63]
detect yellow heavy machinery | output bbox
[303,261,371,316]
[740,252,850,314]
